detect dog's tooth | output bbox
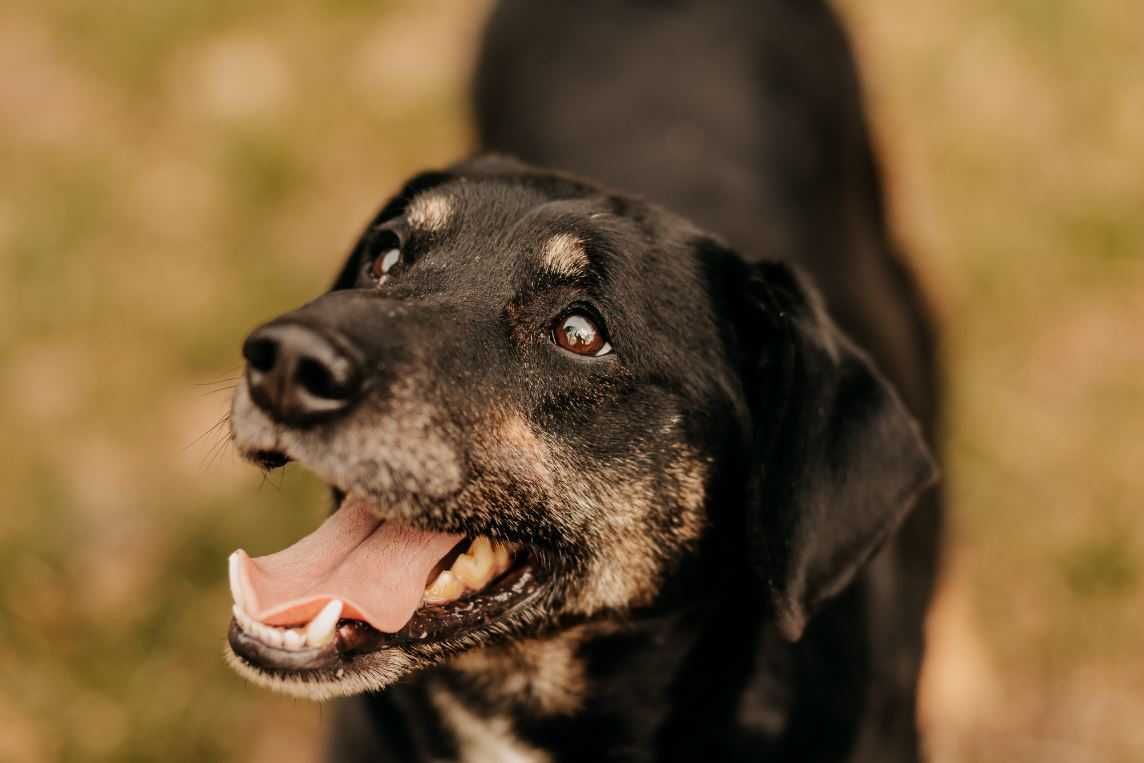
[233,606,255,634]
[305,599,343,647]
[470,536,493,559]
[470,537,494,566]
[283,629,305,650]
[492,541,511,574]
[228,551,246,613]
[451,547,494,589]
[262,625,284,649]
[233,606,252,633]
[424,570,465,604]
[451,537,496,589]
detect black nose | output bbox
[242,323,362,427]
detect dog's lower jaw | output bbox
[224,641,421,702]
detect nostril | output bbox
[296,356,352,400]
[244,337,278,374]
[242,322,361,425]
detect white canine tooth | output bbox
[306,599,343,647]
[283,629,305,650]
[424,570,465,604]
[228,551,246,613]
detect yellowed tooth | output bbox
[451,547,494,589]
[492,541,511,574]
[469,536,494,566]
[424,570,465,604]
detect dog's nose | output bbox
[242,323,362,427]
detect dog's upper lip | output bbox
[229,494,464,633]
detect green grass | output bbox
[1,0,1141,760]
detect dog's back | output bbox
[476,2,943,759]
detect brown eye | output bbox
[553,312,613,357]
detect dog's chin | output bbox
[223,638,415,701]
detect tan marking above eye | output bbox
[553,313,612,357]
[407,195,453,232]
[541,233,589,277]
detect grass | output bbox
[1,0,1140,760]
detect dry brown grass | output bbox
[1,0,1140,760]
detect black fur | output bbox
[229,1,943,760]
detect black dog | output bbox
[225,1,942,761]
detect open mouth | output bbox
[226,492,542,675]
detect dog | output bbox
[224,1,943,761]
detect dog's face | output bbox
[225,156,935,700]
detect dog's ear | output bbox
[728,259,937,641]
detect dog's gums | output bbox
[226,493,541,673]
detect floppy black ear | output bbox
[736,261,937,641]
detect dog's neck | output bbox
[333,597,795,762]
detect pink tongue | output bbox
[234,495,462,632]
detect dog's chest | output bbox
[430,688,550,763]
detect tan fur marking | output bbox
[562,443,709,615]
[540,233,589,277]
[450,628,591,716]
[431,688,551,763]
[407,194,453,232]
[499,414,554,475]
[478,411,557,494]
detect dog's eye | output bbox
[553,312,612,357]
[368,230,403,284]
[370,248,401,281]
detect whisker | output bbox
[203,427,234,471]
[185,413,231,451]
[198,379,240,390]
[194,372,243,388]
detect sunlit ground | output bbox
[1,1,1140,760]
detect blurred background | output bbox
[1,0,1140,760]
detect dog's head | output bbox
[225,156,935,699]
